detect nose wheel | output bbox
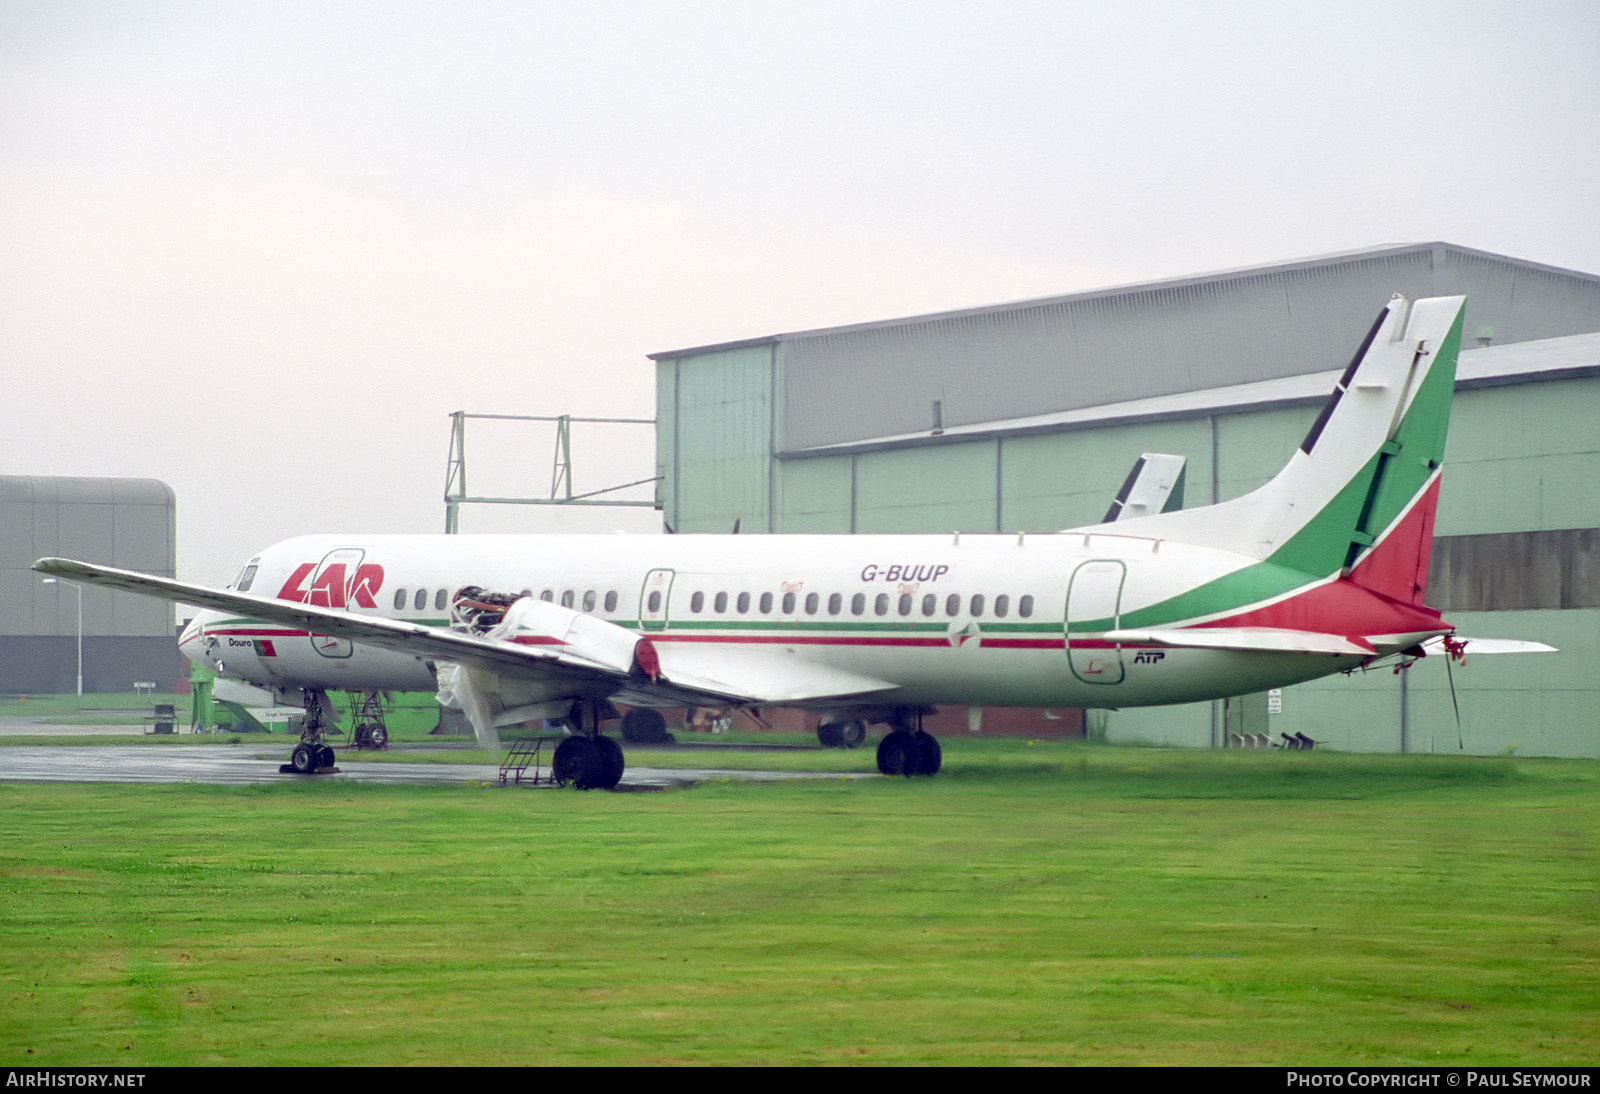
[281,690,339,775]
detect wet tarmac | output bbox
[0,717,864,790]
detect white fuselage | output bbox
[182,531,1371,711]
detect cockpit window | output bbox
[234,564,258,592]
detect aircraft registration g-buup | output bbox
[37,294,1549,787]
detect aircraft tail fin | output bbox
[1100,453,1187,523]
[1097,294,1465,594]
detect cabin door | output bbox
[639,568,675,631]
[1066,559,1126,685]
[305,548,365,658]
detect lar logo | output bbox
[276,562,386,608]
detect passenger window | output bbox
[714,591,728,613]
[737,592,750,614]
[945,593,961,616]
[414,589,427,611]
[647,591,662,613]
[540,590,554,602]
[605,591,618,612]
[804,592,819,614]
[922,593,937,616]
[851,593,866,615]
[995,594,1010,618]
[827,593,842,615]
[520,589,532,599]
[898,594,913,616]
[760,592,774,613]
[561,590,574,609]
[690,591,705,613]
[1019,595,1034,618]
[583,590,597,612]
[782,592,796,614]
[874,594,890,616]
[970,594,985,617]
[393,588,407,610]
[435,589,447,611]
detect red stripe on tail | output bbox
[1348,473,1441,607]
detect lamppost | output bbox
[40,577,83,696]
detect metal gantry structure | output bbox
[443,412,660,533]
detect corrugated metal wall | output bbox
[0,475,181,693]
[656,344,774,533]
[0,476,175,638]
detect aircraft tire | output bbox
[290,743,316,774]
[315,745,336,769]
[595,735,625,790]
[816,723,843,748]
[368,725,388,749]
[914,733,942,776]
[876,730,919,776]
[620,708,671,744]
[838,720,866,749]
[553,736,600,789]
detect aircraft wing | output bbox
[31,557,896,708]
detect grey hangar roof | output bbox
[649,242,1600,455]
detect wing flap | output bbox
[651,643,898,704]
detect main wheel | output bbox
[620,707,671,744]
[816,723,844,748]
[290,743,316,774]
[594,735,625,790]
[368,725,388,749]
[315,744,336,769]
[838,720,866,749]
[876,730,920,776]
[914,733,942,775]
[553,736,601,789]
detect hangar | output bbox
[0,476,182,693]
[650,244,1600,757]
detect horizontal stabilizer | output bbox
[1422,635,1557,656]
[1104,627,1377,656]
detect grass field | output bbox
[1,739,1596,1066]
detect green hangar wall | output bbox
[650,245,1600,757]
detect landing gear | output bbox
[553,700,626,790]
[349,691,390,750]
[874,710,942,776]
[620,707,674,744]
[817,719,866,749]
[282,689,338,775]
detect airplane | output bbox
[36,293,1552,788]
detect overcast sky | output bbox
[3,0,1597,584]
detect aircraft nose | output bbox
[179,613,215,666]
